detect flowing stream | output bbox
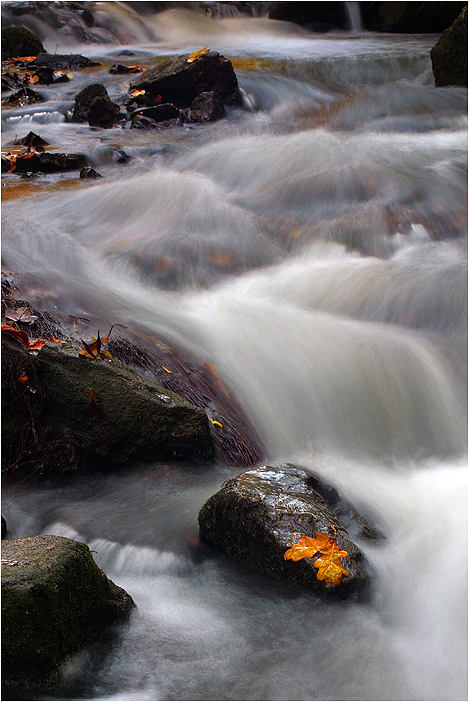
[1,3,467,700]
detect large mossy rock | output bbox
[198,465,373,600]
[1,26,45,60]
[268,2,348,31]
[129,51,242,108]
[2,535,134,695]
[377,2,466,33]
[2,339,215,476]
[431,6,468,86]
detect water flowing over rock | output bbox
[129,51,243,108]
[1,535,135,695]
[199,465,373,600]
[431,6,468,87]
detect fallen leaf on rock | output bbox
[209,418,223,428]
[131,89,146,97]
[18,375,28,384]
[187,47,209,63]
[284,534,331,561]
[79,326,114,359]
[1,324,46,351]
[44,334,65,343]
[5,306,37,323]
[87,387,103,414]
[285,531,349,586]
[314,549,350,586]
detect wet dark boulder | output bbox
[268,2,348,31]
[2,516,7,539]
[26,53,100,70]
[87,95,123,128]
[2,535,134,695]
[377,2,466,33]
[72,83,122,128]
[13,152,87,174]
[2,338,215,477]
[199,465,373,600]
[1,26,45,60]
[129,51,242,109]
[189,91,225,122]
[431,6,468,87]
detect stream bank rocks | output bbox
[431,6,468,87]
[199,465,376,600]
[2,535,134,695]
[2,338,215,477]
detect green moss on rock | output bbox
[1,26,45,60]
[2,535,135,694]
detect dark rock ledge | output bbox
[199,464,379,600]
[1,535,134,697]
[2,337,215,477]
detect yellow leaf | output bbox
[162,366,172,374]
[187,47,209,63]
[313,553,349,586]
[209,419,223,428]
[131,89,146,97]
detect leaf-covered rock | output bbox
[198,465,374,600]
[2,535,134,695]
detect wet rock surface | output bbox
[199,465,374,600]
[431,6,468,86]
[13,152,88,174]
[1,535,135,695]
[72,83,121,127]
[129,51,242,108]
[189,90,225,122]
[2,337,215,477]
[26,53,100,70]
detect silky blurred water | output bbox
[1,3,467,700]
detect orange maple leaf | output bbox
[284,530,349,586]
[284,532,334,562]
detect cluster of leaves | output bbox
[79,326,114,361]
[2,56,72,90]
[284,529,349,586]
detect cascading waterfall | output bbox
[344,1,363,33]
[1,2,467,701]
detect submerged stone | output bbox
[1,535,134,695]
[199,465,374,600]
